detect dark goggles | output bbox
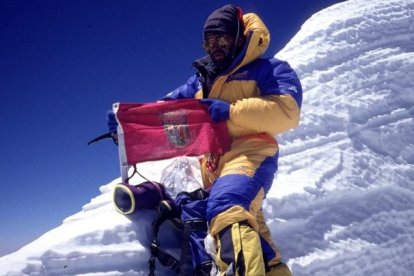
[202,35,232,51]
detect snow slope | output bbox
[1,0,414,275]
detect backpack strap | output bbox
[148,189,211,275]
[148,201,183,275]
[179,218,210,275]
[176,189,212,275]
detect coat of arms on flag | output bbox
[161,110,190,148]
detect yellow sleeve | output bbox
[228,94,300,136]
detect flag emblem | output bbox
[161,110,191,148]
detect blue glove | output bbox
[200,99,230,123]
[106,110,118,133]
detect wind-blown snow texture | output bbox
[1,0,414,275]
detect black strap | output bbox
[149,210,183,275]
[148,255,156,276]
[177,188,209,203]
[185,219,208,232]
[179,218,210,275]
[148,189,210,275]
[150,241,181,273]
[188,188,209,200]
[196,262,213,276]
[178,223,192,275]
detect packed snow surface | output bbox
[1,0,414,275]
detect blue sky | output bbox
[0,0,344,257]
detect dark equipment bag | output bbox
[113,182,213,275]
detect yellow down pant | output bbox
[202,136,284,275]
[216,221,264,275]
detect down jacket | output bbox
[164,13,302,139]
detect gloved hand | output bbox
[200,99,230,123]
[107,110,118,133]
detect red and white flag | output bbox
[114,99,231,166]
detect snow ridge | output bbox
[273,0,414,274]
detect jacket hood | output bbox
[192,13,270,82]
[231,13,270,71]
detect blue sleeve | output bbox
[162,74,200,100]
[258,59,303,108]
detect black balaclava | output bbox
[203,4,245,69]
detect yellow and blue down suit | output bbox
[164,12,302,276]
